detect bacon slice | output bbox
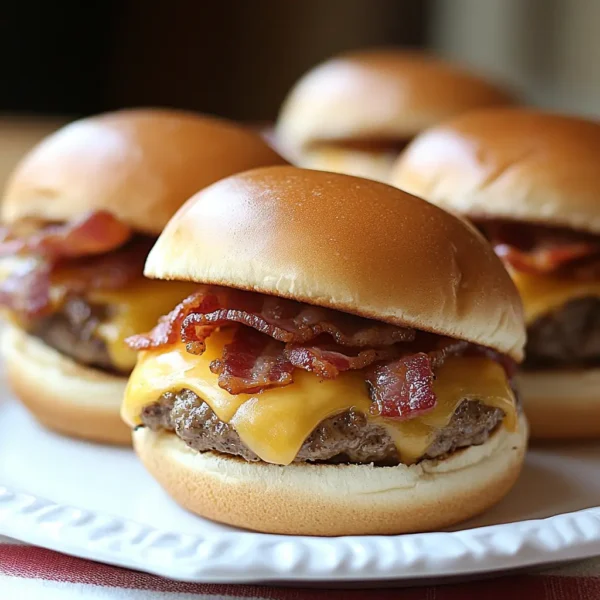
[366,353,437,420]
[0,238,151,320]
[176,289,414,349]
[52,238,151,293]
[0,211,132,260]
[126,288,219,351]
[209,327,294,395]
[284,343,399,379]
[423,336,470,368]
[181,305,413,350]
[494,242,600,275]
[0,257,51,320]
[129,286,414,352]
[479,221,600,276]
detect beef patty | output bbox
[140,389,505,466]
[30,297,116,372]
[525,296,600,368]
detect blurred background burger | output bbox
[275,50,514,182]
[0,109,285,444]
[391,109,600,440]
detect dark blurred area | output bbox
[1,0,598,121]
[0,0,430,120]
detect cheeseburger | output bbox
[0,109,286,444]
[391,109,600,439]
[276,50,515,183]
[122,166,527,536]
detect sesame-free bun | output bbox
[293,145,398,183]
[516,368,600,439]
[146,166,525,360]
[133,416,527,536]
[2,108,286,234]
[276,50,514,159]
[391,109,600,234]
[1,325,130,445]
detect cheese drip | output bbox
[122,330,517,466]
[87,280,198,372]
[510,269,600,325]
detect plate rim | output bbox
[1,485,600,583]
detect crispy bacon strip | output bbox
[129,286,414,352]
[366,353,437,420]
[0,238,151,320]
[52,238,151,292]
[181,306,414,350]
[480,221,600,276]
[0,257,51,319]
[494,242,600,275]
[0,211,139,320]
[178,290,413,351]
[126,288,219,351]
[0,211,132,259]
[284,343,399,379]
[209,327,294,395]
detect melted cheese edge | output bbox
[86,281,198,372]
[122,330,517,466]
[510,269,600,324]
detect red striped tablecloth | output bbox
[1,536,599,599]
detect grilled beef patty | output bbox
[140,389,505,465]
[525,297,600,368]
[30,297,116,372]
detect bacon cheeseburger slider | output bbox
[392,109,600,439]
[0,109,286,444]
[276,50,514,183]
[123,166,527,535]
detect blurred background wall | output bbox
[0,0,597,121]
[432,0,600,118]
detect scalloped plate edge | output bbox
[1,487,600,583]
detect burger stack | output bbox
[0,49,593,538]
[0,108,287,444]
[391,109,600,440]
[276,49,515,182]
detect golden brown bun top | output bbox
[391,108,600,234]
[276,50,514,154]
[2,108,287,234]
[146,166,525,360]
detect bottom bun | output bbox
[133,415,528,536]
[517,368,600,439]
[298,146,397,183]
[2,325,130,445]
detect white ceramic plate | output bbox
[1,393,600,584]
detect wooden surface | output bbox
[0,116,68,194]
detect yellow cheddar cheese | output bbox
[88,280,198,372]
[510,269,600,324]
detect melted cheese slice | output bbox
[510,269,600,324]
[87,280,198,372]
[122,330,517,465]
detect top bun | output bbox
[146,166,525,360]
[2,109,286,235]
[276,50,514,154]
[391,109,600,234]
